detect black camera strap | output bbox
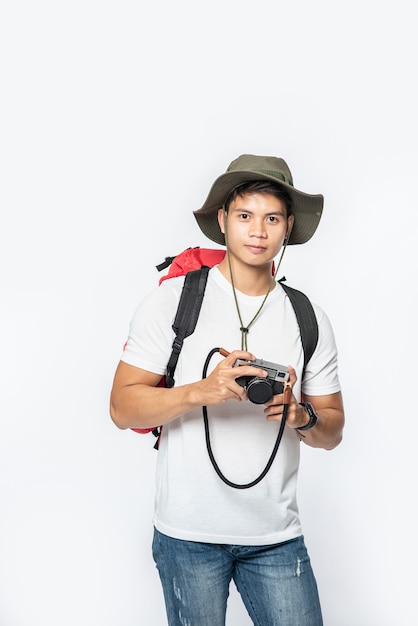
[201,347,289,489]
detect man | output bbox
[110,154,344,626]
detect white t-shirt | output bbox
[122,266,341,545]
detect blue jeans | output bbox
[152,529,323,626]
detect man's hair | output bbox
[225,181,293,217]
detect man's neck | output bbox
[217,258,275,296]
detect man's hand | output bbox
[263,366,306,427]
[193,349,269,406]
[263,365,344,450]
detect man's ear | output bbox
[218,208,225,234]
[286,214,295,239]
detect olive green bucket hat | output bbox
[193,154,324,245]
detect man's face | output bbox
[217,192,292,268]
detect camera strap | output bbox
[201,347,290,489]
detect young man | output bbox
[110,154,344,626]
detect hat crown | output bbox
[227,154,294,187]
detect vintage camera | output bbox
[234,358,290,404]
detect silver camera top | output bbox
[234,358,289,383]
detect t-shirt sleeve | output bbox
[301,304,341,397]
[121,280,182,375]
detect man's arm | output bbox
[294,391,344,450]
[110,361,224,431]
[109,351,270,430]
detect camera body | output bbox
[234,358,290,404]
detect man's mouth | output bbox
[245,245,267,254]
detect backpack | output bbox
[131,247,319,449]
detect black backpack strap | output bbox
[279,279,318,371]
[165,266,210,388]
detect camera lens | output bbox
[245,377,273,404]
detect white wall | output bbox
[1,1,416,624]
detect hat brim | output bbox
[193,170,323,245]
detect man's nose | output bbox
[249,219,266,237]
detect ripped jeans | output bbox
[152,529,323,626]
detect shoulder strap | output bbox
[278,280,318,371]
[165,266,210,388]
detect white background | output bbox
[1,1,416,624]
